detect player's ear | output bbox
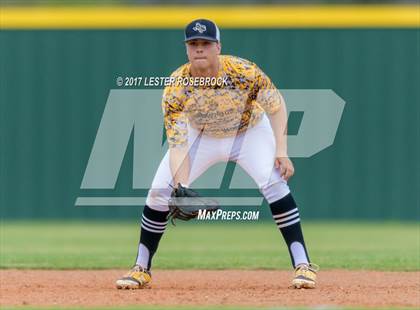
[185,43,192,59]
[216,42,221,54]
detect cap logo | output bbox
[192,22,206,34]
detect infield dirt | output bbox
[1,269,419,308]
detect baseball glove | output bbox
[167,183,219,225]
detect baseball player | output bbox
[116,19,318,290]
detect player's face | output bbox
[186,39,221,70]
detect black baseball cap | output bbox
[184,19,220,43]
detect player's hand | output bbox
[275,156,294,181]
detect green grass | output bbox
[0,221,419,271]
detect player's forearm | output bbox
[267,104,288,157]
[169,146,191,186]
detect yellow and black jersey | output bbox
[162,55,282,147]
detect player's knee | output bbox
[260,181,290,204]
[145,188,171,212]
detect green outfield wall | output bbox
[0,28,419,220]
